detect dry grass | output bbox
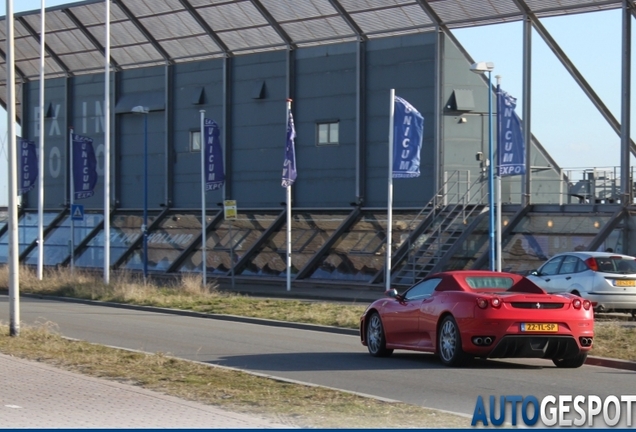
[591,322,636,361]
[0,323,469,428]
[0,266,364,328]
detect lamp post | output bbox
[132,105,149,282]
[470,61,495,271]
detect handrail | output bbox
[403,170,469,232]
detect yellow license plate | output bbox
[615,280,636,287]
[521,323,559,332]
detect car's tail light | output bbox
[491,297,502,308]
[585,257,598,271]
[582,300,591,310]
[476,298,488,309]
[573,298,582,309]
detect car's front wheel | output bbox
[438,316,472,367]
[366,312,393,357]
[552,352,588,368]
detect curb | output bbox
[585,356,636,371]
[11,293,636,372]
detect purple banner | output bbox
[18,137,38,195]
[73,134,98,200]
[497,85,526,177]
[204,119,225,191]
[392,96,424,178]
[281,110,297,188]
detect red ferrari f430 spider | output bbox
[360,271,594,368]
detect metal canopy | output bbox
[0,0,625,114]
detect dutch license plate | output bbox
[615,279,636,287]
[521,323,558,332]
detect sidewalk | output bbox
[0,354,292,429]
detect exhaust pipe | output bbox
[579,337,593,347]
[473,337,483,346]
[484,337,493,345]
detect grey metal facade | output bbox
[20,31,564,212]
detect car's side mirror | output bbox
[529,270,539,276]
[385,288,399,298]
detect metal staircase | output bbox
[391,173,488,285]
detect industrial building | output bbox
[0,0,632,290]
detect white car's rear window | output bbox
[596,257,636,274]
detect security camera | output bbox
[476,152,483,161]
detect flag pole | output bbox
[386,89,395,291]
[7,0,20,337]
[286,99,292,292]
[200,110,207,289]
[69,129,75,276]
[103,0,111,285]
[496,76,502,272]
[37,0,45,280]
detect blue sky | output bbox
[1,1,634,204]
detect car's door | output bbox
[527,256,564,293]
[549,255,581,292]
[383,279,441,347]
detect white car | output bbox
[526,251,636,316]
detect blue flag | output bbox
[497,85,526,177]
[392,96,424,178]
[72,134,98,200]
[281,110,297,188]
[204,119,225,191]
[18,137,38,195]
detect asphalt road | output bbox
[1,296,635,419]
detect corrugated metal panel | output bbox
[282,16,355,42]
[0,0,627,109]
[351,4,432,34]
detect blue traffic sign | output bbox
[71,204,84,221]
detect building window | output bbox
[317,121,339,145]
[190,130,201,152]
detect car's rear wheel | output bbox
[552,352,588,368]
[366,312,393,357]
[438,316,472,367]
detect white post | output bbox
[200,110,206,289]
[386,89,395,291]
[495,75,502,272]
[37,0,46,280]
[103,0,111,285]
[69,129,75,276]
[497,175,502,272]
[230,221,234,290]
[285,101,292,291]
[7,0,20,337]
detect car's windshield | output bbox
[465,277,514,289]
[596,257,636,274]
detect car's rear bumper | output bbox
[487,335,583,359]
[585,292,636,311]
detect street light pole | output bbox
[132,106,149,282]
[470,61,496,271]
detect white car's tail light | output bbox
[584,257,598,271]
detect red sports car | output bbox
[360,270,594,368]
